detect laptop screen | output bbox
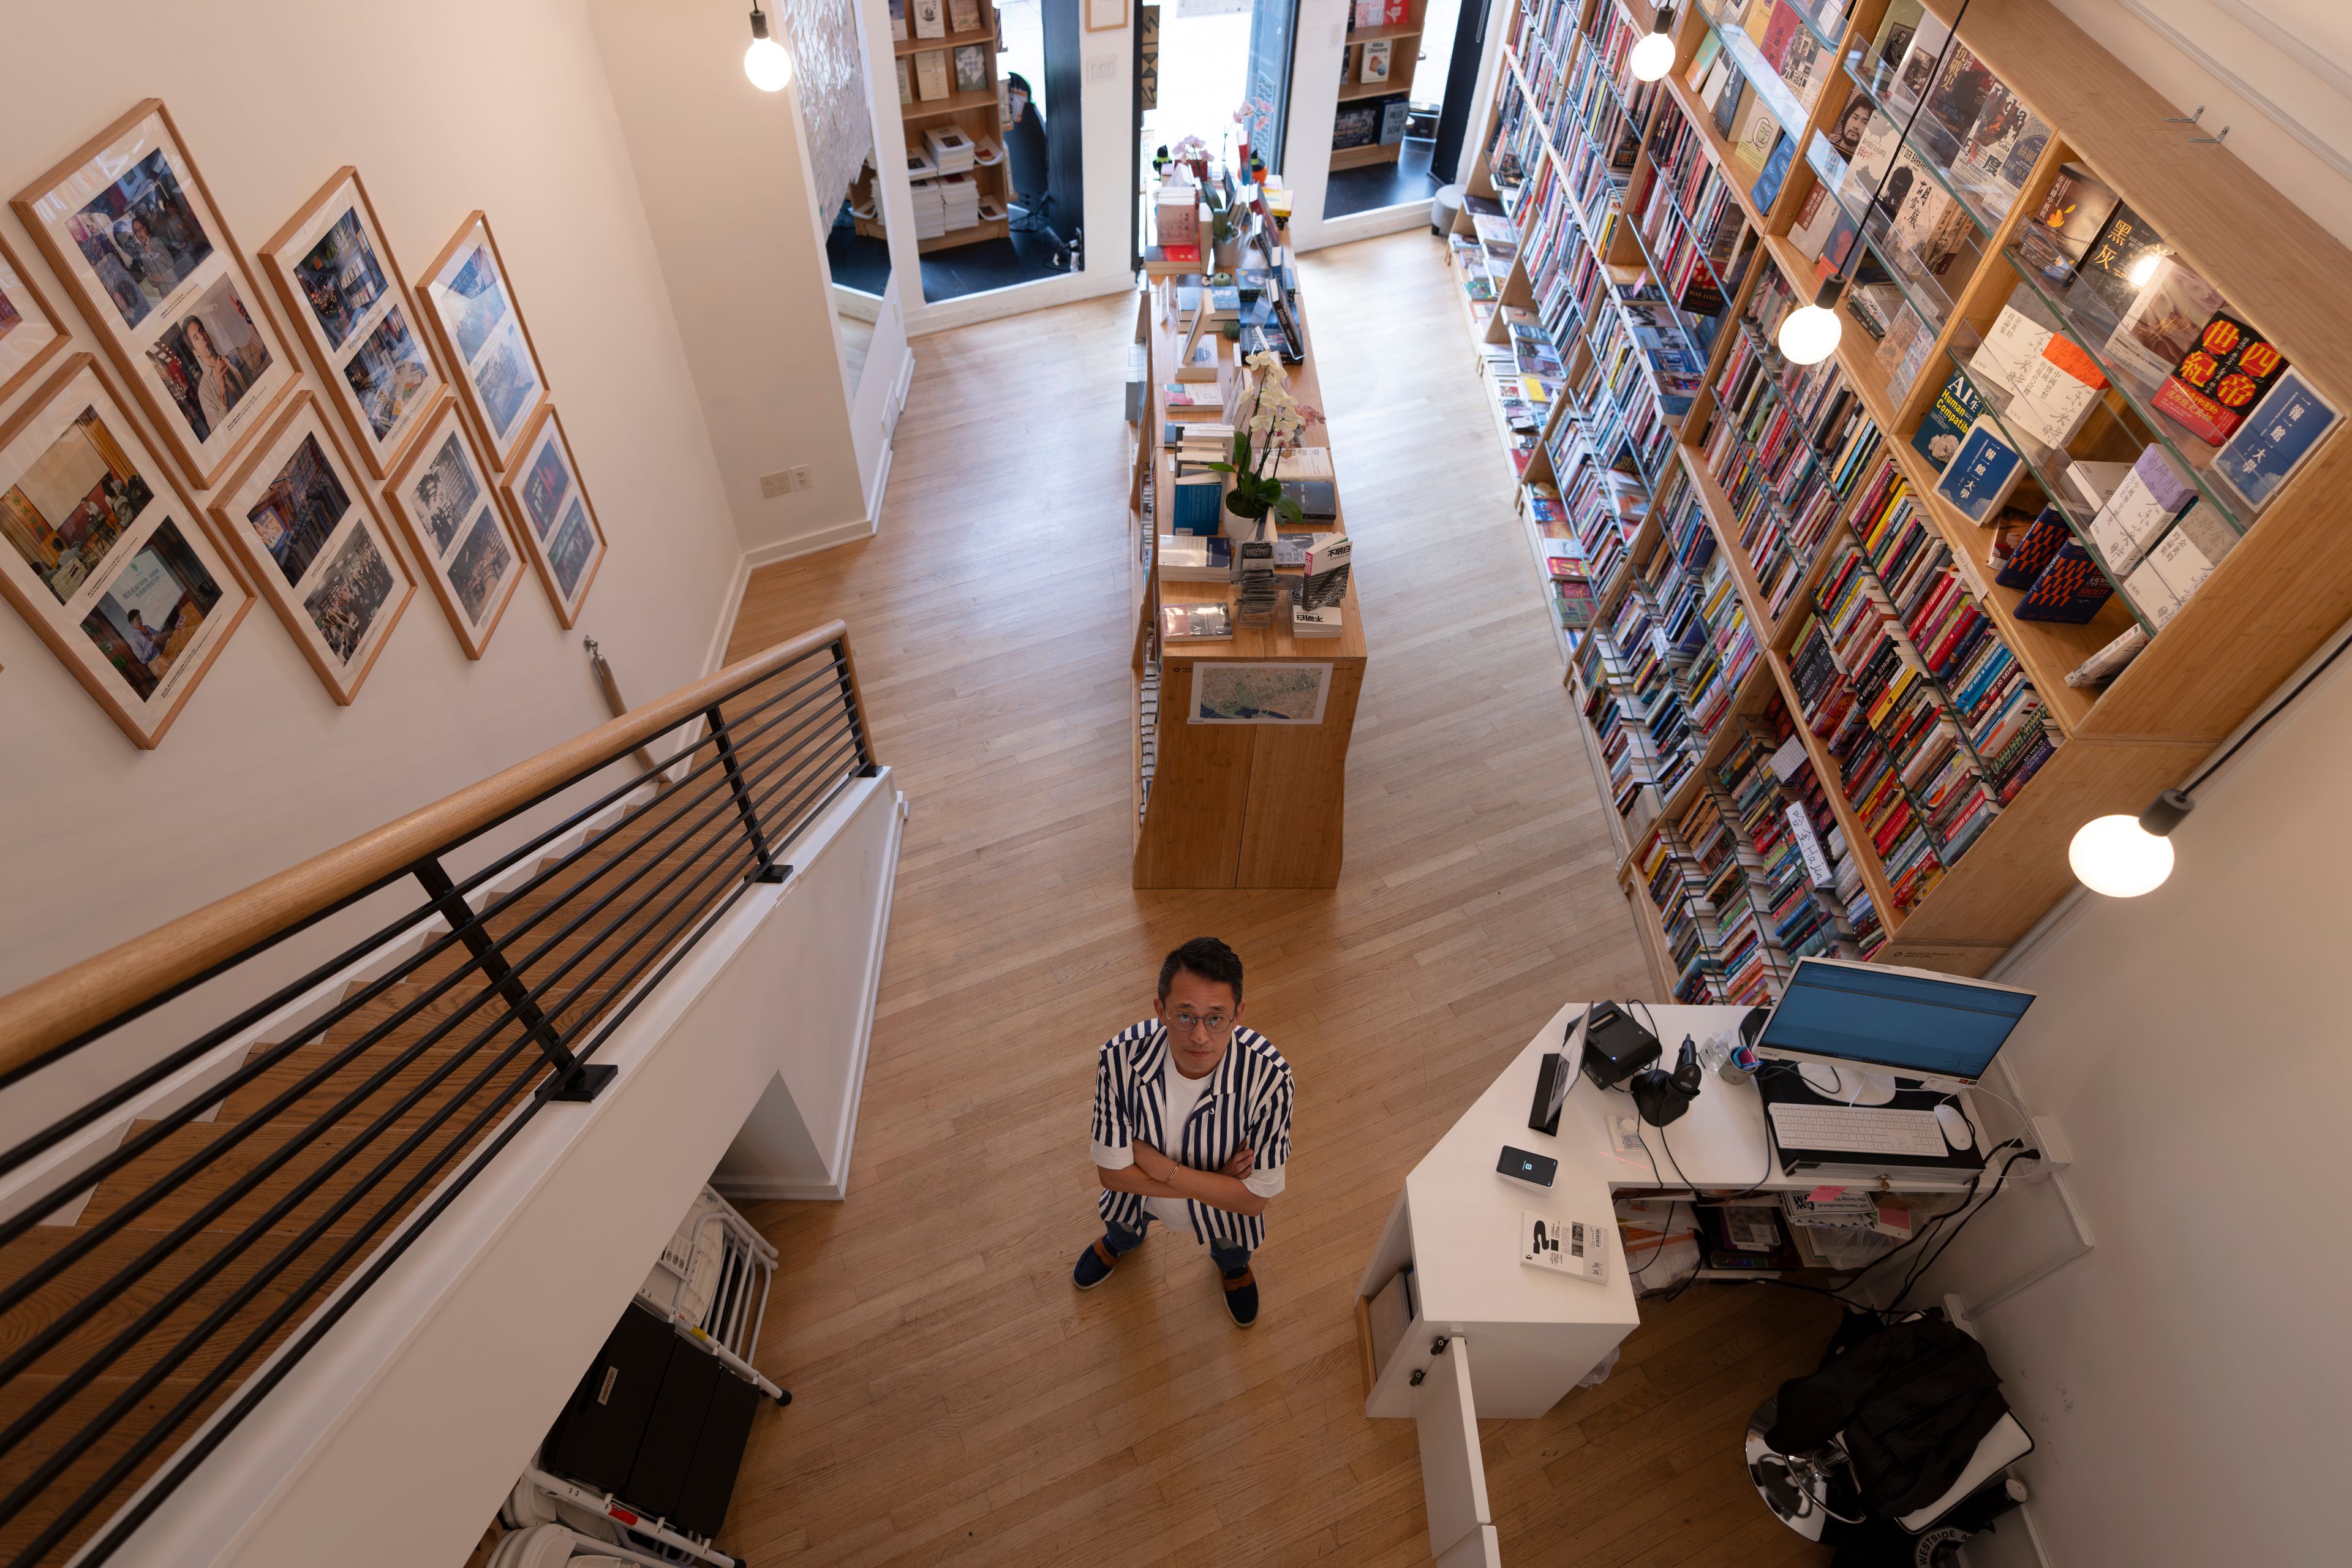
[1759,960,2034,1082]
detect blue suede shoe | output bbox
[1072,1236,1121,1290]
[1221,1265,1259,1327]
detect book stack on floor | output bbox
[907,180,947,242]
[938,173,981,236]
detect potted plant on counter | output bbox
[1206,350,1323,537]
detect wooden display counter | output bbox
[1127,240,1368,889]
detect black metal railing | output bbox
[0,630,875,1568]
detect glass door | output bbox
[1323,0,1464,220]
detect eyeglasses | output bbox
[1168,1010,1232,1036]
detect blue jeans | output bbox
[1105,1216,1251,1278]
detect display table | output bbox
[1127,236,1368,889]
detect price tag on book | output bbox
[1786,805,1835,888]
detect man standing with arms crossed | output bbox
[1074,938,1294,1327]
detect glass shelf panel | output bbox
[1838,48,2046,235]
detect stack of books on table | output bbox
[1292,605,1343,639]
[938,173,981,234]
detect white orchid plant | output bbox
[1205,350,1324,524]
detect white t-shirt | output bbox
[1145,1060,1215,1231]
[1144,1057,1288,1233]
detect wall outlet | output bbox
[1086,55,1114,83]
[790,465,813,492]
[2020,1115,2071,1183]
[759,466,816,500]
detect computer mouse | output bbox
[1935,1102,1973,1150]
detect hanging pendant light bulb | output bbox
[1628,9,1678,83]
[2068,790,2192,897]
[744,4,793,91]
[1778,276,1845,364]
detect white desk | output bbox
[1358,1001,1992,1566]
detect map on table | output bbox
[1190,661,1332,724]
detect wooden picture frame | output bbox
[1085,0,1129,32]
[499,402,606,628]
[382,393,525,659]
[0,353,254,747]
[0,227,72,408]
[415,212,549,472]
[206,390,415,704]
[10,100,299,490]
[258,167,447,480]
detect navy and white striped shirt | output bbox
[1090,1019,1295,1251]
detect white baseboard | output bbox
[1298,200,1444,253]
[903,262,1131,335]
[710,1177,849,1202]
[741,514,878,572]
[703,549,755,676]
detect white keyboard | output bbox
[1768,1103,1950,1158]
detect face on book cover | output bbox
[1156,970,1243,1079]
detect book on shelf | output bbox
[2056,457,2132,522]
[2007,334,2108,450]
[2215,369,2339,513]
[1291,604,1344,638]
[2104,257,2225,388]
[1273,530,1321,567]
[891,0,908,39]
[1728,94,1779,175]
[2086,444,2198,574]
[1839,109,1901,209]
[1935,417,2027,524]
[2152,309,2290,444]
[1888,9,1951,111]
[2123,519,2226,629]
[1994,506,2075,589]
[1280,478,1338,520]
[925,125,975,172]
[905,146,938,180]
[1177,337,1221,383]
[1921,41,1996,147]
[1159,533,1235,580]
[2018,162,2120,285]
[911,0,946,37]
[954,43,989,93]
[1159,602,1233,641]
[2013,543,2126,620]
[914,48,951,99]
[1912,368,1986,470]
[1163,382,1223,418]
[1275,447,1335,480]
[2070,202,2168,326]
[1686,30,1722,90]
[1750,132,1796,211]
[948,0,979,30]
[1711,66,1749,138]
[897,57,912,104]
[1362,39,1391,81]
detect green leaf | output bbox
[1277,497,1304,525]
[1202,462,1233,473]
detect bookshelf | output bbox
[1127,218,1371,889]
[1444,0,2352,989]
[1333,0,1430,172]
[873,0,1012,254]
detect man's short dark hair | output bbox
[1158,937,1243,1005]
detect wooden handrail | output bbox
[0,622,855,1077]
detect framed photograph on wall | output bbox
[0,353,253,747]
[258,167,447,480]
[0,229,71,408]
[417,213,548,472]
[208,390,414,704]
[382,394,523,658]
[11,100,299,490]
[1085,0,1129,31]
[499,403,606,628]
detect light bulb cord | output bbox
[2170,623,2352,807]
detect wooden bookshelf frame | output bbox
[1333,0,1431,170]
[1444,0,2352,978]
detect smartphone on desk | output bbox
[1497,1145,1558,1188]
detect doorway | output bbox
[1135,0,1264,252]
[1321,0,1471,221]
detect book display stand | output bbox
[875,0,1012,253]
[1444,0,2352,992]
[1126,219,1370,889]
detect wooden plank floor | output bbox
[719,232,1836,1566]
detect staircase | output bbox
[0,625,881,1568]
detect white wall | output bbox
[0,0,744,996]
[587,0,873,560]
[1914,641,2352,1567]
[2046,0,2352,247]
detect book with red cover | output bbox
[2155,310,2288,444]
